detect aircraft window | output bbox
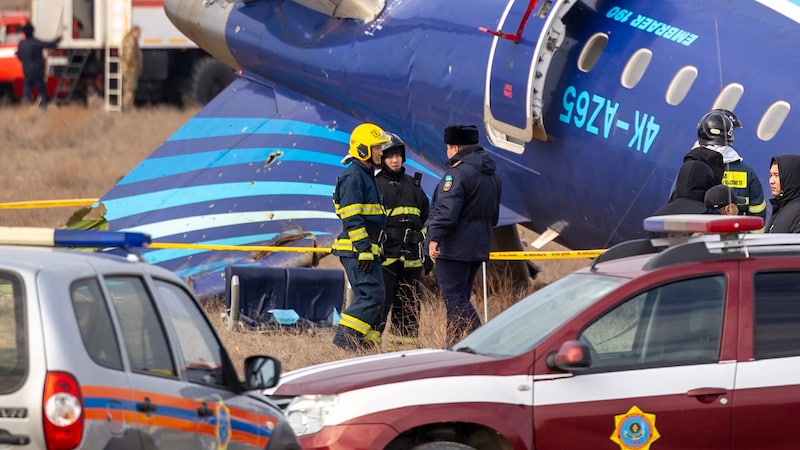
[757,101,791,141]
[291,0,386,21]
[620,49,652,89]
[665,66,698,106]
[712,83,744,112]
[577,33,608,73]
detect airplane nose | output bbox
[164,0,238,69]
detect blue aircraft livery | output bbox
[88,0,800,297]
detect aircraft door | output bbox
[484,0,573,153]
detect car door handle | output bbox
[197,402,215,418]
[136,397,158,415]
[0,429,30,445]
[687,387,728,404]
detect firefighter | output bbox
[374,132,429,348]
[696,109,767,221]
[332,123,391,351]
[121,25,142,111]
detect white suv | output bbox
[0,228,299,449]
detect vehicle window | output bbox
[0,273,25,393]
[71,278,123,369]
[106,276,176,377]
[581,275,725,371]
[156,279,229,388]
[456,273,626,357]
[753,272,800,359]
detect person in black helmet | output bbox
[374,132,429,348]
[694,109,766,221]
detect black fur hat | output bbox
[444,125,479,146]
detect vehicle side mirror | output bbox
[545,340,592,372]
[243,355,282,389]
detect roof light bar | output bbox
[644,214,764,234]
[0,227,151,248]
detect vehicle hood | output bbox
[267,349,499,395]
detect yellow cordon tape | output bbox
[0,199,99,209]
[149,242,332,253]
[490,250,605,260]
[149,242,604,260]
[1,199,606,260]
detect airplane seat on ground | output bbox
[225,266,343,327]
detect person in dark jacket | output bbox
[331,123,390,351]
[766,155,800,233]
[374,133,429,348]
[654,159,717,216]
[669,146,724,203]
[15,22,61,109]
[426,124,501,346]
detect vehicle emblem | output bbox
[610,405,660,450]
[217,399,232,449]
[442,174,453,192]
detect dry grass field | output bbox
[0,102,589,374]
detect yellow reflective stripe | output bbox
[348,227,369,242]
[332,238,356,251]
[389,206,421,217]
[361,204,385,216]
[365,330,382,343]
[358,252,375,261]
[404,259,422,269]
[371,243,381,255]
[337,203,363,219]
[382,257,399,266]
[388,334,418,345]
[749,200,766,214]
[339,314,370,334]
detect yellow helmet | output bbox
[348,123,390,161]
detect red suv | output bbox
[267,215,799,450]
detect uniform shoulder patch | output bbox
[442,174,454,192]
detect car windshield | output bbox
[453,273,626,357]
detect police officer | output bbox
[332,123,390,351]
[696,109,767,220]
[375,133,429,348]
[426,125,501,347]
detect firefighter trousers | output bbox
[333,256,386,350]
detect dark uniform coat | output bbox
[332,159,386,260]
[426,144,501,261]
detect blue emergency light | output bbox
[0,227,151,248]
[643,215,764,234]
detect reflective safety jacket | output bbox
[722,159,767,220]
[376,166,429,269]
[332,160,386,261]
